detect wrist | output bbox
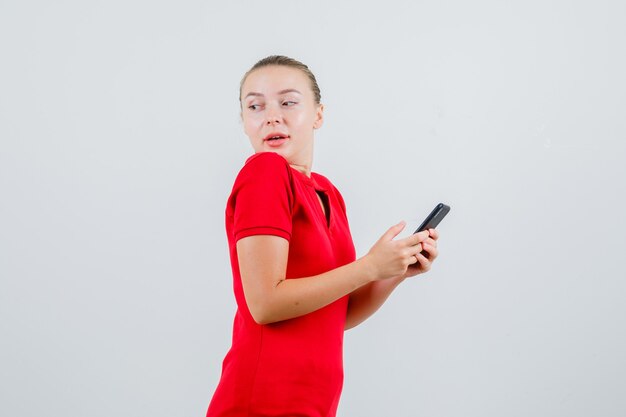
[356,255,379,283]
[393,274,408,285]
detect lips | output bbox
[263,132,290,148]
[263,132,290,142]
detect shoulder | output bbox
[244,151,290,170]
[235,152,292,182]
[231,152,294,196]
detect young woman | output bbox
[206,55,440,417]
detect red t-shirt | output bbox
[207,152,356,417]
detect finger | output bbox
[408,243,423,256]
[414,252,432,271]
[421,243,438,260]
[407,244,422,263]
[402,230,429,246]
[428,228,440,240]
[424,237,437,248]
[380,221,407,242]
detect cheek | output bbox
[291,110,315,128]
[241,116,258,135]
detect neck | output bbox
[288,142,314,177]
[289,163,311,177]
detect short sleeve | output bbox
[230,152,294,242]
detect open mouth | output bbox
[264,133,289,142]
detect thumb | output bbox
[380,221,406,242]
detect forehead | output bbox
[241,65,311,98]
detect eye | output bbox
[248,104,260,111]
[282,101,297,107]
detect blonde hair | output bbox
[239,55,322,105]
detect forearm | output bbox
[238,224,428,325]
[250,257,376,324]
[344,276,405,330]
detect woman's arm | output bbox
[343,229,440,330]
[238,222,430,325]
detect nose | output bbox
[265,104,282,125]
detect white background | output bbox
[1,1,625,416]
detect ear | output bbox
[313,103,324,129]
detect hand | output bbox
[403,228,439,278]
[363,222,431,281]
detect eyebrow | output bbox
[244,89,302,100]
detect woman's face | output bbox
[240,65,323,169]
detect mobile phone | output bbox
[414,203,450,234]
